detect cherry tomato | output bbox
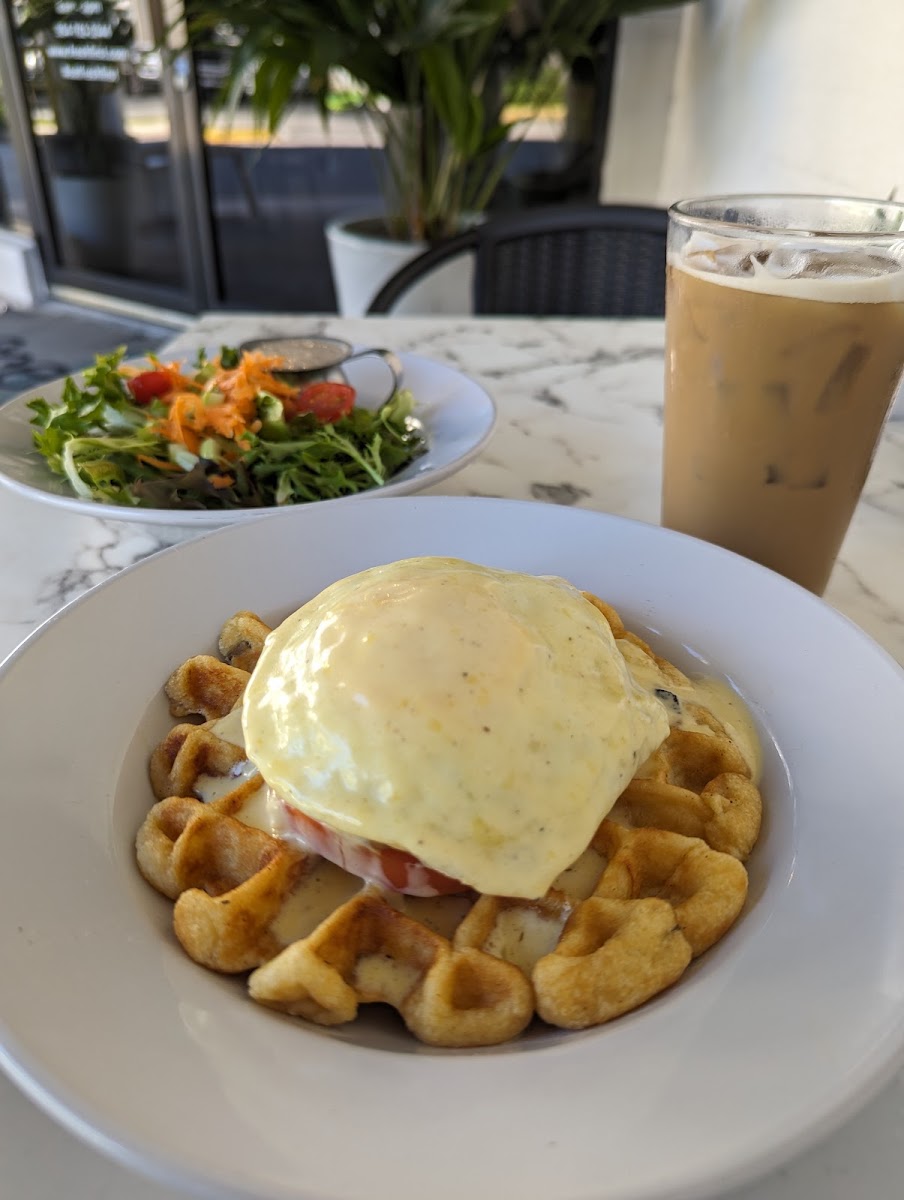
[280,803,469,897]
[126,369,172,405]
[286,381,356,423]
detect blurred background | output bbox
[0,0,900,323]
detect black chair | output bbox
[367,204,669,317]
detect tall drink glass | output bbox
[662,195,904,594]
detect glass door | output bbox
[194,23,381,313]
[0,0,215,310]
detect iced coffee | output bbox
[663,196,904,594]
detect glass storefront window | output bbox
[197,33,381,312]
[196,32,614,313]
[0,68,29,228]
[0,5,618,313]
[12,0,188,290]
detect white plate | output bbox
[0,351,496,524]
[1,496,903,1200]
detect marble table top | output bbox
[1,313,902,1200]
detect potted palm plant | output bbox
[184,0,693,313]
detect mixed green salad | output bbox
[27,346,426,510]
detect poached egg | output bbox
[241,557,670,899]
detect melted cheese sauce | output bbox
[241,558,671,899]
[400,894,474,940]
[195,617,762,944]
[684,677,763,782]
[482,906,569,975]
[550,847,606,900]
[200,713,476,945]
[270,859,364,945]
[617,639,762,783]
[353,955,421,1005]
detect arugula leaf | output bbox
[28,349,148,441]
[240,389,426,506]
[79,347,132,406]
[27,350,428,510]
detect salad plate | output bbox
[0,350,496,525]
[1,496,904,1200]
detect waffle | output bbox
[137,596,763,1047]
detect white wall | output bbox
[601,8,683,203]
[603,0,904,207]
[661,0,904,203]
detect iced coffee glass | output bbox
[663,195,904,593]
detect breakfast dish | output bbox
[0,350,496,524]
[2,496,903,1200]
[137,557,762,1046]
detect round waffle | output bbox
[137,596,762,1047]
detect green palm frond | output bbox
[184,0,695,240]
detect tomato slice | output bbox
[280,802,469,897]
[126,369,172,405]
[286,381,356,423]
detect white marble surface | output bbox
[1,313,903,1200]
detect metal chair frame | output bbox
[367,204,668,317]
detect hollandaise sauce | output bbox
[193,560,762,913]
[240,558,672,899]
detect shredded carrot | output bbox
[209,473,235,488]
[147,350,295,456]
[214,351,299,404]
[136,454,182,472]
[154,393,203,454]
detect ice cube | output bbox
[760,244,903,280]
[682,236,765,278]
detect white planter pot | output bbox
[325,216,474,316]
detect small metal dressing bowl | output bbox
[239,336,403,403]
